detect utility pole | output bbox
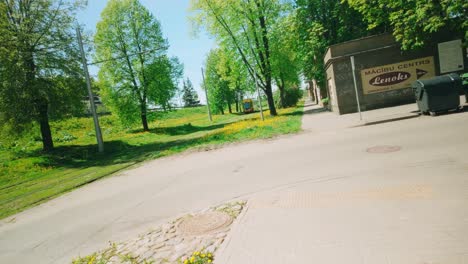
[350,56,363,121]
[201,67,213,122]
[77,26,104,153]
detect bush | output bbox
[321,97,329,106]
[56,132,77,143]
[274,88,303,108]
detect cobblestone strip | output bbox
[72,201,245,264]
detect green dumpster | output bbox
[412,73,462,116]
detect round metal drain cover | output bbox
[178,211,233,236]
[366,145,401,153]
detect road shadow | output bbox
[424,105,468,117]
[284,106,328,116]
[303,101,317,107]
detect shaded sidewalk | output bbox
[301,96,467,133]
[301,100,420,133]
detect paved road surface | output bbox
[1,101,467,263]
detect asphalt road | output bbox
[1,102,467,263]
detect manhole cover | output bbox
[366,145,401,153]
[178,211,233,236]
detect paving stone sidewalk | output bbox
[72,201,245,264]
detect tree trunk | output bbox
[265,82,277,116]
[308,80,315,103]
[256,4,276,116]
[312,79,319,104]
[25,49,54,151]
[38,102,53,151]
[140,103,149,131]
[278,85,286,108]
[220,107,225,115]
[235,100,239,112]
[227,101,232,114]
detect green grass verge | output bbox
[0,102,304,219]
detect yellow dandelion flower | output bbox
[208,253,212,257]
[87,255,96,264]
[208,260,212,263]
[194,251,200,256]
[201,254,206,258]
[184,259,189,264]
[190,256,195,263]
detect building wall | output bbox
[333,46,435,114]
[326,64,339,112]
[325,33,467,114]
[328,58,351,114]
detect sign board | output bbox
[360,57,435,95]
[438,39,464,73]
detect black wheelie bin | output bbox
[412,73,462,116]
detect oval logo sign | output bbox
[370,71,411,86]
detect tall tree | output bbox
[95,0,174,131]
[204,49,233,114]
[213,47,252,113]
[191,0,287,116]
[147,56,183,111]
[345,0,467,49]
[270,13,301,108]
[182,78,200,107]
[294,0,376,93]
[0,0,85,151]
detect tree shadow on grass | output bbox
[129,123,229,136]
[23,132,227,169]
[230,111,261,116]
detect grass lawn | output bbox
[0,102,304,219]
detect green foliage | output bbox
[321,97,329,105]
[95,0,181,130]
[148,56,184,110]
[99,81,141,127]
[56,132,78,143]
[293,0,372,90]
[182,78,200,107]
[274,88,303,108]
[0,0,86,150]
[345,0,467,49]
[270,12,301,107]
[72,242,156,264]
[181,250,214,264]
[204,49,238,114]
[190,0,289,116]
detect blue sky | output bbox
[77,0,215,103]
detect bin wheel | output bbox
[457,106,464,112]
[429,111,437,116]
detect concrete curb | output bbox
[214,200,250,264]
